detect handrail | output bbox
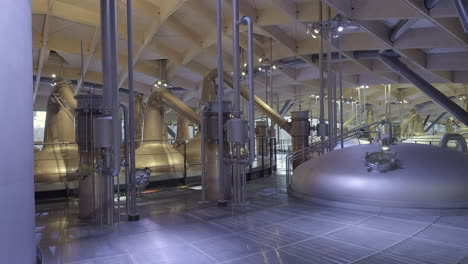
[285,120,392,185]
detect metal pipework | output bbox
[327,8,334,148]
[338,36,344,148]
[99,0,121,225]
[155,88,200,124]
[378,54,468,126]
[239,16,256,165]
[100,0,121,179]
[126,0,138,221]
[440,133,468,153]
[389,19,418,42]
[119,103,128,221]
[232,0,241,117]
[200,103,208,203]
[205,69,292,134]
[319,0,325,139]
[452,0,468,33]
[217,0,226,205]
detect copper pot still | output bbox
[34,82,79,183]
[135,90,185,177]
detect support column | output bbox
[0,1,35,262]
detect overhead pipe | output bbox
[202,69,292,134]
[390,19,418,42]
[156,88,200,124]
[452,0,468,33]
[126,0,138,221]
[425,112,447,132]
[378,54,468,126]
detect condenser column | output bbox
[203,101,232,201]
[291,111,311,168]
[0,0,35,262]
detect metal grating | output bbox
[280,237,376,264]
[383,238,467,264]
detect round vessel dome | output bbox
[289,143,468,213]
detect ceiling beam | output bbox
[117,0,186,88]
[399,0,468,47]
[33,0,55,103]
[322,0,454,84]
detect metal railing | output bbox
[285,121,392,185]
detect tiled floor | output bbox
[36,155,468,264]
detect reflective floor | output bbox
[36,155,468,264]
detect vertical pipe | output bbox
[338,36,344,148]
[126,0,139,221]
[200,104,208,203]
[0,1,35,262]
[100,0,120,225]
[327,8,333,149]
[276,94,280,148]
[119,103,129,222]
[241,16,256,165]
[319,1,325,137]
[80,40,84,93]
[232,0,240,116]
[216,0,226,205]
[333,72,338,139]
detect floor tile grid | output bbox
[265,211,378,263]
[121,247,137,264]
[66,254,133,264]
[213,211,378,264]
[413,223,468,250]
[183,203,310,263]
[215,210,378,264]
[185,243,220,264]
[173,204,308,246]
[348,215,442,264]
